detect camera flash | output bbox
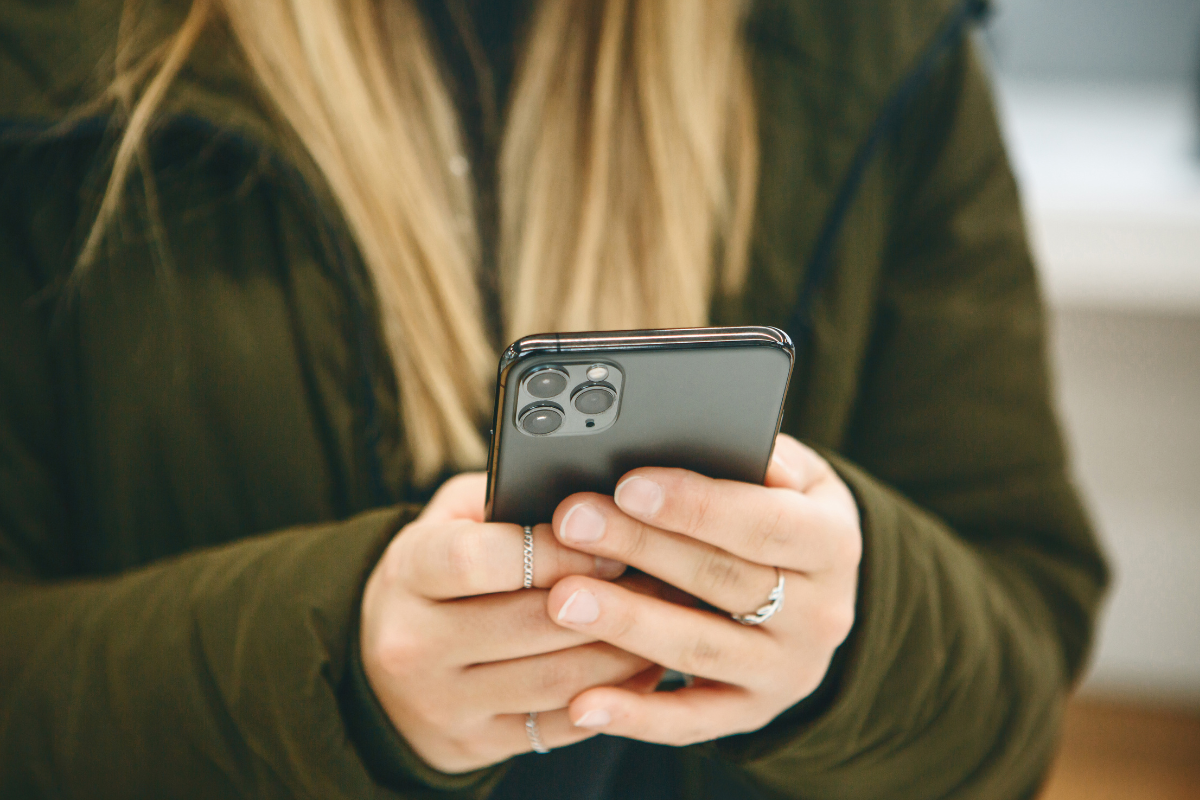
[586,365,609,382]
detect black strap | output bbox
[786,0,990,344]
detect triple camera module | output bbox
[516,363,622,436]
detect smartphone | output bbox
[485,326,794,525]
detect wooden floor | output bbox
[1039,699,1200,800]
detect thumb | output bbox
[764,434,827,493]
[419,472,489,523]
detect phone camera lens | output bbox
[572,384,615,415]
[524,367,568,398]
[519,404,564,435]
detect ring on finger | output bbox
[523,525,534,589]
[525,711,549,754]
[731,569,785,626]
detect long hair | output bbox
[86,0,758,484]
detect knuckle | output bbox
[695,548,743,596]
[371,627,427,679]
[604,599,639,643]
[678,634,724,676]
[745,504,792,557]
[534,657,582,697]
[681,482,716,536]
[616,518,654,562]
[444,525,489,592]
[515,592,551,630]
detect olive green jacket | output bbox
[0,0,1107,797]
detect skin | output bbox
[360,433,861,772]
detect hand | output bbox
[360,474,665,773]
[545,434,861,744]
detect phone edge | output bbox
[484,326,795,521]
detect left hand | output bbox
[545,433,862,745]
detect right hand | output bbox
[360,473,665,774]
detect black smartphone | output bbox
[485,326,794,524]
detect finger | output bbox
[434,572,677,665]
[622,664,669,695]
[554,496,783,616]
[764,434,826,492]
[547,577,771,686]
[401,520,626,600]
[419,473,489,523]
[463,641,652,714]
[435,590,599,664]
[567,683,766,747]
[767,435,860,529]
[445,666,666,770]
[610,467,854,573]
[492,708,599,757]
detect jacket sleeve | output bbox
[697,42,1109,799]
[0,162,504,800]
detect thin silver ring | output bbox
[731,570,785,626]
[525,711,549,754]
[522,525,534,590]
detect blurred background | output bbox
[981,1,1200,797]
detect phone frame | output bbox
[484,326,794,521]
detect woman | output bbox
[0,0,1108,797]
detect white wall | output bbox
[986,2,1200,704]
[1051,310,1200,705]
[986,0,1200,82]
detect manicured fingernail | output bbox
[594,557,626,580]
[614,477,663,518]
[557,589,599,624]
[561,503,606,543]
[574,709,611,728]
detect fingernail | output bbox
[557,589,599,624]
[614,477,663,518]
[594,557,626,580]
[561,504,606,543]
[574,709,611,728]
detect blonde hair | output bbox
[89,0,758,484]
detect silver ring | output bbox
[525,711,549,754]
[731,570,785,626]
[522,525,534,589]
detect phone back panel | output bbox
[486,328,793,525]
